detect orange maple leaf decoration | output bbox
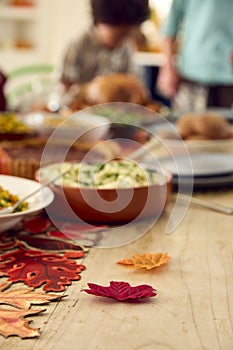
[0,282,64,310]
[0,308,44,338]
[0,282,64,338]
[117,252,170,270]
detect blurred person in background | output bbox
[156,0,233,112]
[0,70,7,111]
[59,0,149,94]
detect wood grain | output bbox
[0,190,233,350]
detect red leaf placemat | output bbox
[0,244,85,292]
[23,215,52,234]
[16,234,87,254]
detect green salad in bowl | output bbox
[37,159,172,224]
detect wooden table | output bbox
[1,187,233,350]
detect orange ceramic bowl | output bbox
[36,162,172,224]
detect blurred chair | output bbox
[5,64,59,112]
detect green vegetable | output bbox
[58,160,165,189]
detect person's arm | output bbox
[59,38,84,92]
[60,60,81,92]
[156,36,180,98]
[156,0,184,98]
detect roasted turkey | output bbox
[67,73,162,112]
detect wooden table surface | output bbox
[1,187,233,350]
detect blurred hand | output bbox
[156,64,180,99]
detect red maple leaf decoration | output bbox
[0,245,85,292]
[23,215,52,234]
[16,234,86,255]
[81,281,157,301]
[0,240,18,253]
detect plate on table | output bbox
[169,108,233,123]
[89,103,167,142]
[158,108,233,153]
[21,111,110,142]
[0,175,54,232]
[159,152,233,190]
[156,125,233,153]
[90,103,165,126]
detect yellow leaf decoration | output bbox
[0,282,65,338]
[0,308,44,338]
[0,282,64,310]
[117,253,170,270]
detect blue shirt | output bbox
[162,0,233,85]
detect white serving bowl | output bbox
[0,175,54,232]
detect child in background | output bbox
[59,0,150,92]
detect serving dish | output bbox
[158,109,233,154]
[81,103,166,142]
[169,108,233,123]
[161,136,233,154]
[157,127,233,154]
[0,136,119,180]
[0,112,37,141]
[90,103,163,126]
[0,174,54,232]
[21,111,110,142]
[36,160,172,224]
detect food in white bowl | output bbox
[0,185,28,212]
[0,175,54,232]
[37,159,172,224]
